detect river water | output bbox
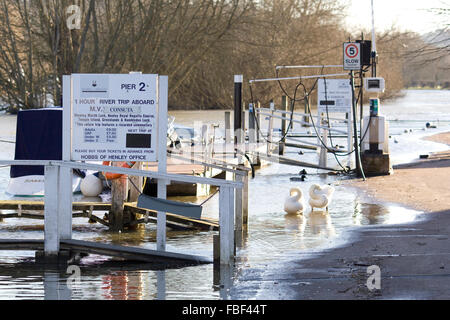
[0,90,449,300]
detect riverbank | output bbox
[230,131,450,300]
[349,132,450,213]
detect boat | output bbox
[6,107,83,196]
[6,108,192,197]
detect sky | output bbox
[345,0,448,34]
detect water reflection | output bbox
[353,202,419,226]
[213,263,234,300]
[307,211,336,238]
[284,213,306,234]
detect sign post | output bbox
[63,73,165,236]
[71,74,159,162]
[317,79,353,153]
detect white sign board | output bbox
[318,79,352,113]
[71,74,158,162]
[343,42,361,70]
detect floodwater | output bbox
[0,90,449,300]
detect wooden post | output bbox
[128,162,143,203]
[279,95,288,155]
[44,165,60,256]
[110,173,127,231]
[219,186,235,265]
[157,76,169,251]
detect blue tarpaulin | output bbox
[10,108,63,178]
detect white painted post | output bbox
[157,76,168,251]
[225,111,231,144]
[347,112,353,154]
[61,75,73,240]
[156,270,166,300]
[319,129,328,168]
[219,186,235,265]
[267,101,275,156]
[44,165,60,255]
[235,174,243,232]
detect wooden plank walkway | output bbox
[124,204,218,231]
[0,239,212,266]
[0,200,219,231]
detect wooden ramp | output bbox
[0,239,212,266]
[0,200,219,231]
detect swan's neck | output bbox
[290,189,302,201]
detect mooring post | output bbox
[267,101,275,156]
[248,103,256,145]
[234,75,243,157]
[44,165,60,256]
[128,162,143,203]
[256,101,262,166]
[157,75,169,251]
[219,185,235,265]
[242,173,249,228]
[110,174,128,231]
[319,129,328,168]
[235,173,244,233]
[225,111,231,144]
[256,101,261,144]
[279,95,288,155]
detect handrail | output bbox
[0,160,243,189]
[167,153,249,176]
[249,73,348,84]
[256,108,349,123]
[256,111,348,135]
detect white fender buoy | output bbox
[309,184,335,211]
[80,174,103,197]
[284,188,305,215]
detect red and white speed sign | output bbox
[343,42,361,70]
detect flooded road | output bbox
[0,90,449,300]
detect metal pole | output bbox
[350,71,365,180]
[234,75,243,155]
[280,96,288,155]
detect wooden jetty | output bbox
[0,200,219,231]
[0,239,212,267]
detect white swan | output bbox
[284,188,305,215]
[309,184,335,212]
